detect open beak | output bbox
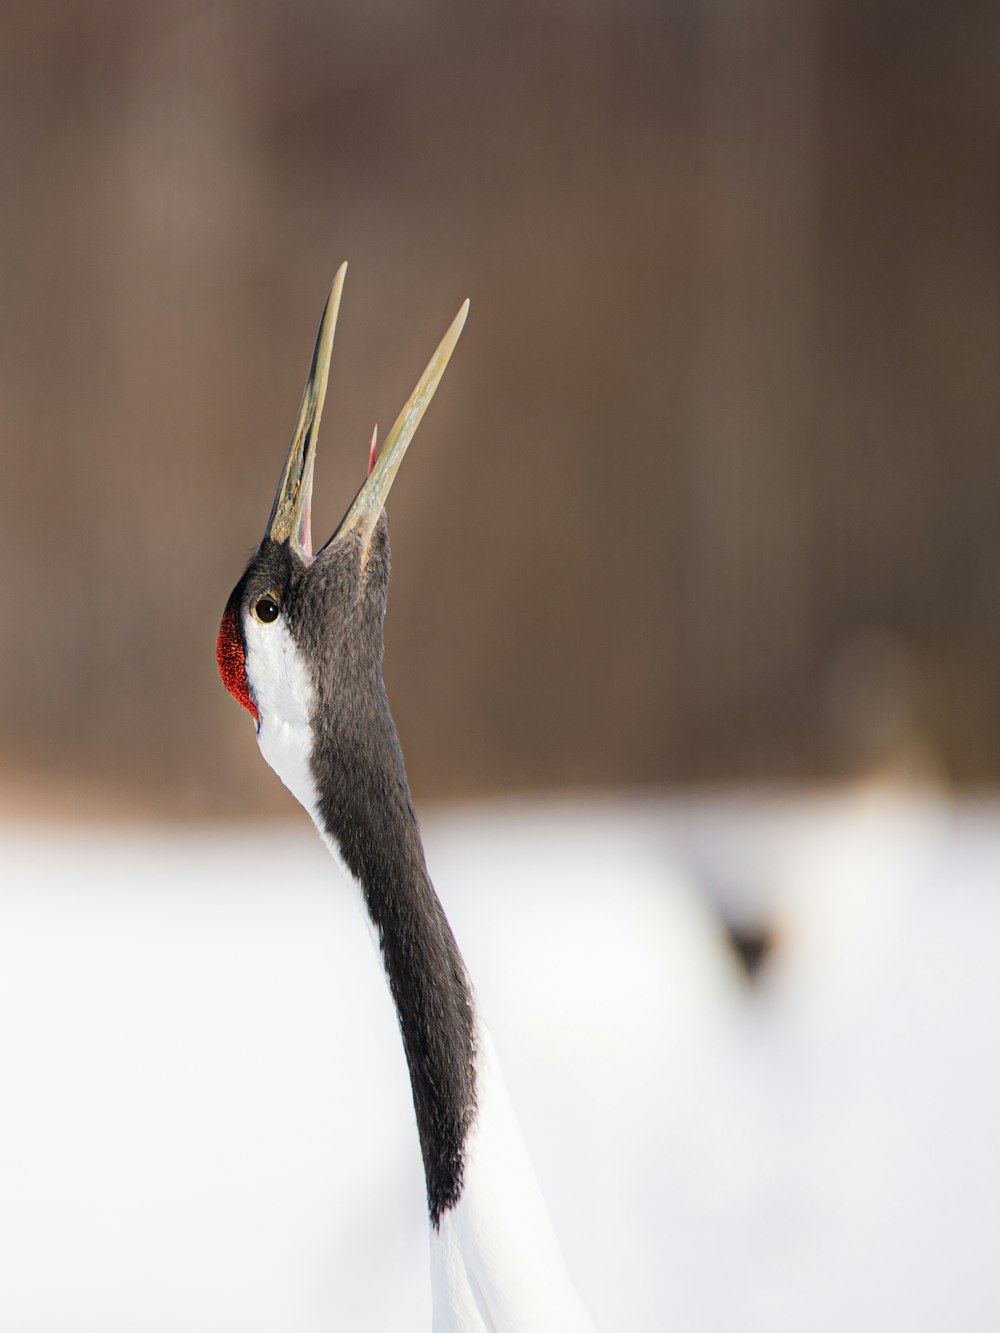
[267,267,469,566]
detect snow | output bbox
[0,790,998,1331]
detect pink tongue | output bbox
[296,503,313,560]
[367,424,379,478]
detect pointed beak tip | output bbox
[333,292,470,549]
[265,267,348,553]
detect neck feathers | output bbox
[311,698,478,1226]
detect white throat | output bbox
[242,613,319,815]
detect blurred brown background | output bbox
[1,0,997,816]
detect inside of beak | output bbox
[264,264,469,567]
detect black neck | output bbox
[310,698,478,1226]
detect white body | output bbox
[429,1022,595,1333]
[244,614,596,1332]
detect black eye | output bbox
[253,594,281,624]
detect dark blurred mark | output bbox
[723,921,776,984]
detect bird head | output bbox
[215,263,468,810]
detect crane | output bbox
[215,264,595,1332]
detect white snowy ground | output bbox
[0,789,998,1332]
